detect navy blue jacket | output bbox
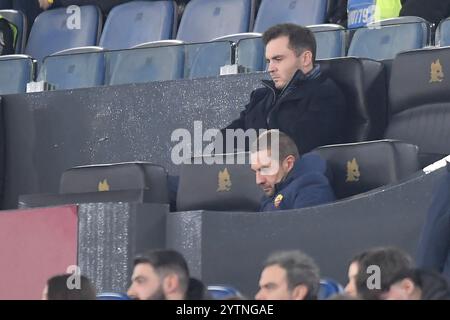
[260,153,336,212]
[223,66,347,155]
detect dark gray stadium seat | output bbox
[348,17,431,61]
[60,162,169,204]
[253,0,328,33]
[176,0,254,42]
[39,46,104,90]
[99,1,177,50]
[319,57,388,142]
[309,24,347,59]
[0,54,34,95]
[106,43,184,85]
[25,5,102,63]
[385,46,450,167]
[177,153,263,211]
[314,140,419,199]
[0,9,27,53]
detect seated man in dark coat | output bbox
[250,130,335,212]
[223,23,347,155]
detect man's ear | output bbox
[399,278,416,296]
[162,273,179,294]
[291,284,309,300]
[283,155,296,172]
[302,50,313,68]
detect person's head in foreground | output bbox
[42,274,96,300]
[127,249,189,300]
[255,250,320,300]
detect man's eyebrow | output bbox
[267,54,284,60]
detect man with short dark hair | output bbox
[354,247,414,300]
[255,250,320,300]
[127,249,190,300]
[42,274,96,300]
[223,23,347,155]
[250,130,335,211]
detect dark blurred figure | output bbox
[42,274,96,300]
[186,277,211,300]
[400,0,450,27]
[327,0,348,26]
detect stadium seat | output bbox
[60,162,169,204]
[436,17,450,47]
[106,43,184,85]
[96,292,131,300]
[314,140,419,199]
[176,0,254,42]
[319,57,388,142]
[0,9,27,53]
[0,54,34,95]
[385,46,450,167]
[25,5,102,64]
[308,24,347,59]
[176,153,263,212]
[348,17,431,61]
[185,41,233,79]
[99,1,177,50]
[253,0,328,33]
[318,278,344,300]
[207,285,243,300]
[39,46,104,90]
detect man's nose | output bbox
[267,61,275,73]
[256,172,265,185]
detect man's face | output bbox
[344,261,359,297]
[265,36,311,89]
[127,263,166,300]
[255,265,294,300]
[251,149,291,197]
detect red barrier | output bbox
[0,205,78,299]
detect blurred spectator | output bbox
[42,274,96,300]
[344,251,368,297]
[381,268,450,300]
[185,277,210,300]
[347,0,402,29]
[327,0,348,26]
[127,249,190,300]
[255,250,320,300]
[355,247,413,300]
[400,0,450,27]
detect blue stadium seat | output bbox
[106,43,185,85]
[207,285,243,300]
[436,17,450,47]
[0,9,27,53]
[39,46,104,90]
[214,33,263,73]
[99,1,176,50]
[318,279,344,300]
[96,292,131,300]
[25,5,102,63]
[308,24,347,59]
[176,0,254,42]
[253,0,328,33]
[348,17,431,61]
[185,41,233,79]
[0,54,34,95]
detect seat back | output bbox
[0,54,34,95]
[207,285,243,300]
[25,5,102,63]
[176,153,263,212]
[319,57,388,142]
[436,17,450,47]
[185,41,233,79]
[99,1,176,50]
[0,9,27,53]
[386,46,450,167]
[177,0,254,42]
[348,17,431,61]
[253,0,328,33]
[60,162,169,204]
[106,44,184,85]
[308,24,347,59]
[39,46,104,90]
[314,140,419,199]
[96,292,131,300]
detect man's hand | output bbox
[38,0,53,10]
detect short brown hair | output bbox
[250,130,299,162]
[262,23,317,62]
